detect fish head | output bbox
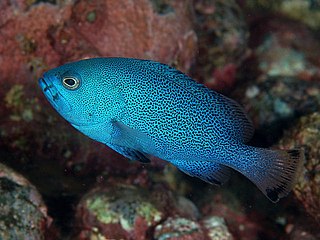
[38,59,107,127]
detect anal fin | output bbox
[171,159,231,186]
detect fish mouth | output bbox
[38,77,72,113]
[38,77,49,91]
[39,77,55,94]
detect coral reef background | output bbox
[0,0,319,239]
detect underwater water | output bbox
[0,0,319,239]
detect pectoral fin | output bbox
[108,120,156,162]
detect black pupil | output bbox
[65,78,76,86]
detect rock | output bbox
[255,34,319,79]
[153,216,233,240]
[194,0,249,91]
[154,217,205,240]
[242,0,320,30]
[74,183,199,239]
[243,14,320,82]
[278,0,320,30]
[0,162,52,240]
[278,113,320,224]
[202,216,233,240]
[0,0,70,84]
[230,4,320,142]
[68,0,197,72]
[286,224,320,240]
[231,76,320,143]
[0,0,197,87]
[199,196,263,240]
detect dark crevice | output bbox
[150,0,174,15]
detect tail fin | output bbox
[250,148,304,202]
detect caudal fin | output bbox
[251,149,304,202]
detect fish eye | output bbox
[62,76,80,90]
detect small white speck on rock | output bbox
[245,85,260,98]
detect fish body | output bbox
[39,58,302,202]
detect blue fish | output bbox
[39,57,302,202]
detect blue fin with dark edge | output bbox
[170,159,231,185]
[235,148,304,203]
[109,121,156,162]
[261,149,304,202]
[107,143,150,163]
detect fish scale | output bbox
[39,57,303,202]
